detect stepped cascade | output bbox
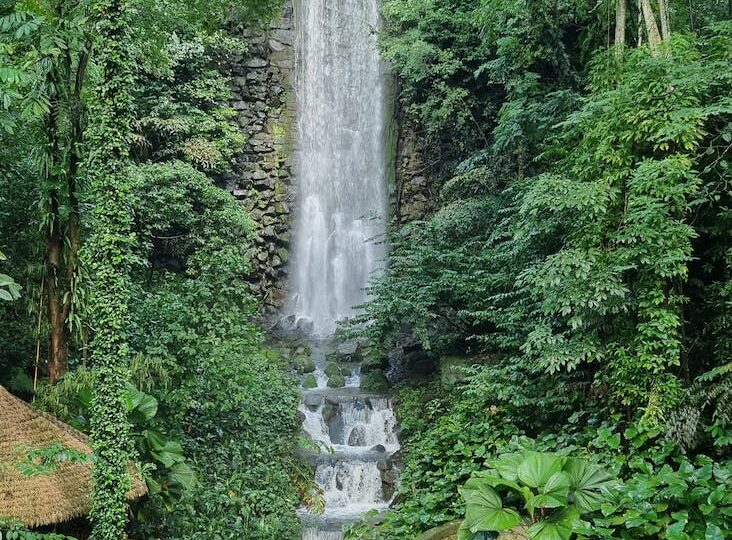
[286,0,388,337]
[298,345,399,539]
[286,0,396,538]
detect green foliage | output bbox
[458,451,613,540]
[84,0,137,536]
[579,453,732,540]
[13,443,89,477]
[0,520,74,540]
[0,249,20,301]
[133,34,245,173]
[118,158,301,539]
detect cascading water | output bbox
[287,0,388,337]
[299,380,399,539]
[287,0,396,538]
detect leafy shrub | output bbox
[458,451,613,540]
[580,454,732,540]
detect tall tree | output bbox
[641,0,663,54]
[86,0,135,537]
[615,0,627,53]
[0,1,91,383]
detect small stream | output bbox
[298,344,399,539]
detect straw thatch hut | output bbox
[0,386,147,528]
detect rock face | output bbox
[394,117,437,224]
[223,1,435,315]
[225,2,296,311]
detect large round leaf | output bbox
[564,458,615,512]
[460,478,523,533]
[528,471,570,513]
[526,508,579,540]
[518,452,567,488]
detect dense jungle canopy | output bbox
[0,0,730,539]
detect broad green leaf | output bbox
[490,453,524,481]
[518,452,567,488]
[460,479,522,532]
[564,458,614,512]
[168,462,196,489]
[527,508,579,540]
[473,471,533,503]
[526,519,572,540]
[705,524,724,540]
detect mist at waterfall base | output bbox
[285,0,388,338]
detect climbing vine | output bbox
[85,0,136,538]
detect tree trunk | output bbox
[637,0,644,47]
[44,68,69,384]
[46,192,69,384]
[641,0,663,55]
[615,0,627,54]
[658,0,671,40]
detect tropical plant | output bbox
[458,451,614,540]
[0,249,20,302]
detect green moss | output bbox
[302,373,318,389]
[324,362,342,378]
[362,355,388,374]
[294,355,316,374]
[327,374,345,388]
[361,371,390,393]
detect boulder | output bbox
[302,373,318,389]
[303,393,323,408]
[327,374,344,388]
[440,356,473,387]
[362,355,388,374]
[324,362,342,378]
[361,371,390,393]
[294,356,315,374]
[322,403,337,423]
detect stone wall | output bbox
[226,2,296,311]
[393,109,436,224]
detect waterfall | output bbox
[287,0,397,538]
[299,388,399,539]
[287,0,388,336]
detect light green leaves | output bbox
[459,451,613,540]
[526,508,578,540]
[0,250,21,301]
[459,478,522,537]
[517,452,567,488]
[564,458,615,513]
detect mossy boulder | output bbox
[294,355,316,374]
[361,370,389,393]
[327,374,345,388]
[362,354,388,374]
[415,521,461,540]
[324,362,343,378]
[440,356,472,386]
[416,521,529,540]
[302,373,318,389]
[325,340,363,362]
[417,520,529,540]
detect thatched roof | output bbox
[0,386,147,527]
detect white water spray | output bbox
[287,0,388,336]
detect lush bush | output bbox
[459,451,613,540]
